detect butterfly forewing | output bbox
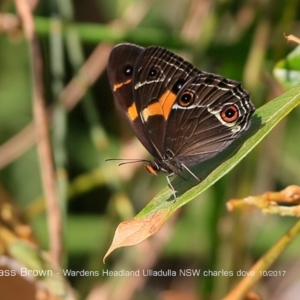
[108,44,158,155]
[132,46,200,156]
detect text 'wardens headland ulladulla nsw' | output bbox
[102,269,236,277]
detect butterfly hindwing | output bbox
[163,73,254,165]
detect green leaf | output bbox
[34,16,187,49]
[104,83,300,260]
[273,45,300,89]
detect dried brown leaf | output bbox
[103,210,168,262]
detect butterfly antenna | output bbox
[105,158,151,167]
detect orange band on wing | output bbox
[113,79,132,91]
[127,102,138,121]
[141,90,176,121]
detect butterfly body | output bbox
[107,43,255,196]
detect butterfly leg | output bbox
[166,173,177,200]
[181,164,201,182]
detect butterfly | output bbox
[107,43,255,198]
